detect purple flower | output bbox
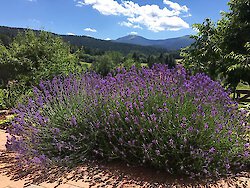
[169,139,174,146]
[155,150,160,156]
[209,147,216,153]
[125,117,130,123]
[182,116,187,121]
[244,143,249,148]
[31,157,42,164]
[70,116,77,126]
[188,126,193,132]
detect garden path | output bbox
[0,130,249,188]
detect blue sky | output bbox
[0,0,229,40]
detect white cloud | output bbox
[77,0,190,32]
[183,13,192,18]
[27,0,37,2]
[84,27,97,32]
[76,1,85,7]
[192,27,199,33]
[129,31,138,35]
[119,21,142,29]
[67,32,76,35]
[105,38,111,40]
[28,18,40,24]
[163,0,188,13]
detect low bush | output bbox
[0,82,29,110]
[7,65,249,177]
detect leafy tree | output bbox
[181,19,221,80]
[9,31,80,85]
[132,52,140,62]
[221,0,250,54]
[138,53,147,64]
[92,54,115,76]
[147,53,176,69]
[181,0,250,91]
[123,57,140,69]
[218,0,250,89]
[147,55,156,68]
[80,54,96,63]
[0,30,80,88]
[165,54,176,68]
[0,34,12,46]
[106,51,124,65]
[0,45,18,87]
[0,30,80,108]
[158,53,165,64]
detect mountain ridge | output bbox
[0,26,167,55]
[115,34,194,51]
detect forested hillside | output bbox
[0,26,166,55]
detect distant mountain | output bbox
[116,35,154,46]
[61,34,166,55]
[115,34,195,51]
[0,26,166,55]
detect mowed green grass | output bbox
[80,62,92,69]
[237,83,250,90]
[80,62,149,68]
[235,83,250,112]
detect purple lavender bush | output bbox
[6,65,249,177]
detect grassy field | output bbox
[235,83,250,111]
[237,83,250,90]
[80,62,150,69]
[80,62,92,69]
[0,113,14,129]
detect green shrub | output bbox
[0,82,30,110]
[0,30,80,108]
[92,54,115,76]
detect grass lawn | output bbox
[235,83,250,112]
[237,83,250,90]
[0,113,14,129]
[80,62,92,69]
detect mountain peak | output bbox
[117,34,144,40]
[126,34,139,39]
[116,35,151,46]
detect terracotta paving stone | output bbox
[52,184,81,188]
[25,185,45,188]
[0,131,7,150]
[39,182,84,188]
[0,130,27,188]
[37,182,60,188]
[29,184,79,188]
[0,174,26,188]
[64,180,93,188]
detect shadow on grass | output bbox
[0,149,249,188]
